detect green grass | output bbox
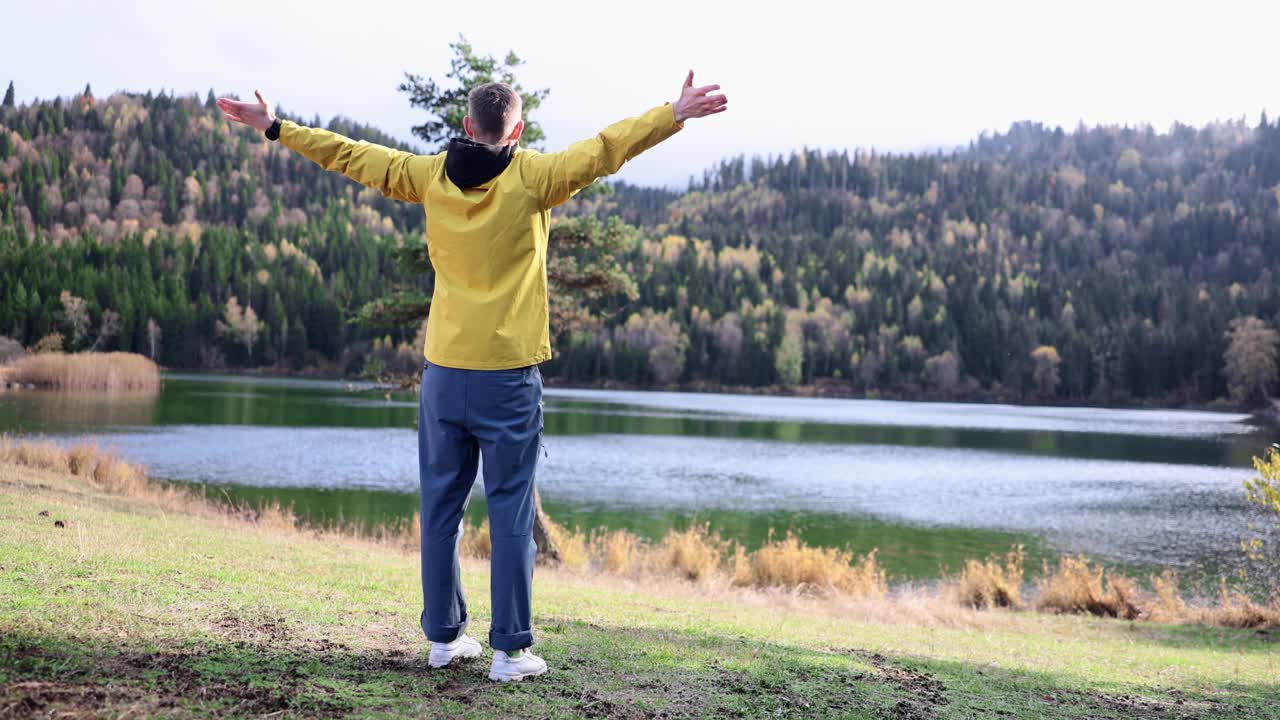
[1,463,1278,719]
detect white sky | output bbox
[5,0,1280,187]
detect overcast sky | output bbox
[5,0,1279,187]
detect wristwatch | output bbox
[265,118,282,141]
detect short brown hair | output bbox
[468,83,521,141]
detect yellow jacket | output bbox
[279,104,683,370]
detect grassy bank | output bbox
[2,452,1279,718]
[2,352,161,392]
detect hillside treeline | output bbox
[2,82,1279,404]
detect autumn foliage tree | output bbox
[217,296,263,363]
[1224,316,1280,408]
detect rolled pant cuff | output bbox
[423,616,468,644]
[489,629,533,652]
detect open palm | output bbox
[673,71,728,123]
[216,90,276,132]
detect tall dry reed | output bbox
[5,352,161,392]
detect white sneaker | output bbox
[488,650,548,682]
[428,634,482,668]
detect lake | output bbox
[2,373,1274,582]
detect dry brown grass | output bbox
[5,352,161,392]
[0,438,71,473]
[1199,581,1280,629]
[1145,569,1189,623]
[656,522,729,582]
[1034,556,1143,620]
[949,545,1026,609]
[591,528,643,575]
[743,531,886,597]
[460,517,492,559]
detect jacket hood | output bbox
[444,137,516,189]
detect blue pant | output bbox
[418,361,543,651]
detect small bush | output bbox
[31,333,65,355]
[1243,446,1280,593]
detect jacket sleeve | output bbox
[278,120,440,203]
[523,104,683,208]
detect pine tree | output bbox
[2,81,14,108]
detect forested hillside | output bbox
[0,84,427,373]
[2,81,1279,405]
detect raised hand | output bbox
[215,90,276,132]
[673,71,727,123]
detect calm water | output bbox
[2,373,1274,580]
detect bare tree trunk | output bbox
[531,489,561,564]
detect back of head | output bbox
[467,83,522,145]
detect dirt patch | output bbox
[1059,687,1254,720]
[0,639,313,719]
[851,652,949,720]
[213,612,294,647]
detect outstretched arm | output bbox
[216,90,438,204]
[526,71,728,208]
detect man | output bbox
[217,70,727,682]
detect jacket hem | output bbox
[423,351,552,371]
